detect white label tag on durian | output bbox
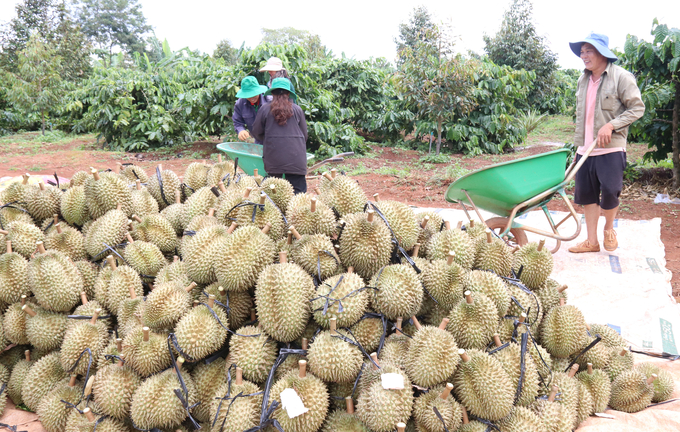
[280,388,309,418]
[594,413,615,419]
[381,373,404,390]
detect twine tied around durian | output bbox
[330,325,380,369]
[197,299,263,338]
[364,201,422,274]
[155,166,171,206]
[0,384,24,432]
[565,335,603,373]
[65,348,94,400]
[0,201,30,230]
[164,336,202,430]
[212,364,264,431]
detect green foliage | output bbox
[394,5,436,64]
[213,39,241,65]
[419,153,450,164]
[516,109,546,134]
[260,27,329,60]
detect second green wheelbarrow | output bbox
[445,140,598,253]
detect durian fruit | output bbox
[286,194,337,237]
[0,173,31,204]
[505,282,543,332]
[576,374,596,424]
[84,169,133,219]
[574,333,611,371]
[214,185,247,226]
[338,210,393,280]
[255,251,314,342]
[130,179,159,216]
[577,363,612,413]
[372,196,419,250]
[174,294,229,361]
[84,206,128,258]
[130,357,198,430]
[380,318,411,370]
[261,176,294,213]
[0,205,33,231]
[452,349,514,421]
[205,155,236,188]
[464,219,488,244]
[7,349,33,405]
[184,223,235,285]
[60,309,109,375]
[64,403,129,432]
[209,366,262,432]
[425,225,475,269]
[142,281,193,330]
[23,303,68,351]
[234,191,285,240]
[355,356,413,432]
[228,325,278,383]
[513,240,553,289]
[457,408,489,432]
[122,326,173,377]
[370,263,422,320]
[44,222,87,261]
[318,172,368,217]
[190,357,227,423]
[29,241,83,311]
[94,255,144,314]
[147,164,182,210]
[21,351,67,411]
[25,181,61,222]
[350,313,385,353]
[475,230,513,277]
[413,383,462,432]
[463,270,510,319]
[70,170,90,187]
[204,284,252,330]
[160,189,186,234]
[60,185,90,226]
[605,347,635,381]
[184,161,211,191]
[535,280,568,315]
[531,384,571,432]
[421,251,466,311]
[5,220,44,258]
[446,291,497,350]
[312,267,368,329]
[405,316,459,387]
[308,318,363,383]
[415,212,444,258]
[155,256,191,286]
[0,240,29,303]
[118,163,149,184]
[213,223,276,291]
[539,299,588,358]
[289,227,340,279]
[274,336,309,382]
[4,296,31,344]
[590,323,626,348]
[182,185,219,227]
[123,233,166,279]
[548,365,580,429]
[490,334,540,407]
[322,396,370,432]
[610,370,656,413]
[270,360,329,432]
[497,406,548,432]
[36,374,82,432]
[634,362,674,403]
[185,206,219,233]
[75,259,99,299]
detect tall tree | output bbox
[4,34,64,135]
[394,5,436,65]
[483,0,558,109]
[213,39,239,64]
[259,27,328,60]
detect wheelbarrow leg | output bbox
[540,205,562,253]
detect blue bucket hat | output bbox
[569,32,618,61]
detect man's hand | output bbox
[597,123,614,147]
[238,130,251,141]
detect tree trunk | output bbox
[41,111,45,136]
[436,117,443,155]
[673,84,680,190]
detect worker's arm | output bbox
[251,107,266,143]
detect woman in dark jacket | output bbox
[251,78,308,194]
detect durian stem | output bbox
[218,182,227,194]
[313,187,321,195]
[22,173,29,184]
[253,168,258,176]
[619,349,628,357]
[0,230,8,236]
[568,363,579,378]
[486,230,492,243]
[116,203,122,211]
[218,286,226,296]
[347,266,354,274]
[38,181,45,191]
[158,164,163,172]
[289,226,302,240]
[174,189,181,204]
[322,172,333,181]
[647,374,658,384]
[331,168,337,179]
[90,309,101,324]
[80,292,88,305]
[519,313,527,323]
[184,282,197,293]
[227,222,238,234]
[132,215,142,223]
[421,216,429,229]
[22,304,37,316]
[310,197,317,213]
[36,241,46,254]
[208,294,216,308]
[370,353,380,370]
[279,251,288,263]
[113,163,121,174]
[302,338,308,351]
[142,327,150,342]
[465,291,474,305]
[116,338,123,352]
[298,360,307,378]
[69,374,78,387]
[84,375,95,397]
[367,210,374,222]
[444,221,451,230]
[173,255,180,263]
[286,230,293,244]
[537,239,545,252]
[493,334,502,347]
[345,396,355,414]
[208,208,216,217]
[395,317,402,331]
[53,214,59,226]
[244,187,253,198]
[411,243,420,258]
[585,322,591,331]
[83,408,95,422]
[6,240,12,254]
[373,193,380,202]
[558,285,568,293]
[396,422,406,432]
[458,349,470,362]
[548,384,559,402]
[235,367,243,385]
[456,221,463,229]
[129,286,137,299]
[55,223,63,234]
[126,233,134,244]
[118,357,125,367]
[259,193,266,205]
[250,308,256,322]
[330,317,337,335]
[135,179,142,190]
[176,357,184,371]
[438,318,450,330]
[462,407,469,424]
[446,251,455,265]
[411,315,422,331]
[269,184,276,195]
[261,223,271,234]
[440,383,453,400]
[587,363,593,374]
[20,295,26,306]
[218,154,223,163]
[559,298,565,307]
[25,350,30,361]
[90,168,100,181]
[511,246,520,253]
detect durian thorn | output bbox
[90,309,101,324]
[438,317,450,330]
[331,168,338,179]
[38,181,45,191]
[25,350,30,362]
[55,223,63,234]
[411,315,422,331]
[519,313,527,323]
[366,210,374,222]
[116,338,123,352]
[395,317,403,331]
[421,216,429,229]
[279,251,288,263]
[6,240,12,254]
[173,255,180,262]
[174,189,181,204]
[20,295,26,306]
[440,383,453,400]
[465,290,474,304]
[458,349,470,362]
[619,348,628,357]
[132,214,142,223]
[301,338,308,351]
[126,233,134,244]
[176,357,184,371]
[444,220,451,230]
[116,203,122,211]
[184,282,197,293]
[345,396,355,414]
[217,181,227,194]
[587,363,594,374]
[647,374,658,384]
[0,229,8,236]
[84,375,95,397]
[411,243,420,258]
[83,407,95,422]
[461,406,469,424]
[486,230,493,243]
[373,193,380,202]
[396,422,406,432]
[286,230,293,245]
[208,294,216,308]
[493,334,502,347]
[80,292,88,305]
[322,172,333,181]
[36,241,46,254]
[22,173,30,184]
[135,179,142,190]
[261,222,271,234]
[310,197,317,213]
[68,374,78,387]
[446,251,455,265]
[289,226,302,240]
[558,285,568,293]
[243,187,253,198]
[456,221,463,229]
[559,298,566,307]
[537,239,546,251]
[329,317,337,335]
[548,385,559,402]
[370,353,380,370]
[298,360,307,378]
[568,363,579,378]
[227,222,238,234]
[208,207,216,217]
[142,327,150,342]
[347,266,354,274]
[235,366,243,385]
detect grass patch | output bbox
[0,131,94,145]
[525,115,574,146]
[347,162,370,176]
[375,165,410,178]
[420,153,450,164]
[27,165,43,172]
[426,163,470,187]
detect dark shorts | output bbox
[573,152,626,210]
[267,173,307,195]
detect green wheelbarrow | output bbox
[445,140,598,253]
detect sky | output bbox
[1,0,679,70]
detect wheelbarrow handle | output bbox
[564,139,597,183]
[334,152,355,158]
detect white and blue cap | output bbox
[569,32,618,61]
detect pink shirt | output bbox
[577,74,624,156]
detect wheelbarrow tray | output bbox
[216,142,314,176]
[445,149,570,217]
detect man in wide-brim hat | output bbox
[567,32,645,254]
[233,76,269,143]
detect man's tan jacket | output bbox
[574,62,645,149]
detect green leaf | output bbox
[645,47,655,67]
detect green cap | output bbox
[264,77,297,101]
[236,76,268,99]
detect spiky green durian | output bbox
[286,193,337,237]
[214,224,276,291]
[44,223,87,261]
[497,406,548,432]
[69,171,90,187]
[228,325,277,383]
[531,386,571,432]
[184,161,211,191]
[21,351,67,411]
[185,207,219,233]
[312,269,367,329]
[60,185,90,226]
[182,185,219,227]
[60,310,109,374]
[0,174,31,204]
[147,166,182,210]
[93,257,144,314]
[74,259,98,299]
[605,347,634,381]
[318,173,367,217]
[590,323,626,348]
[234,192,285,240]
[36,375,83,432]
[25,181,61,222]
[160,191,186,234]
[421,255,466,311]
[0,205,33,231]
[209,368,262,432]
[446,291,497,350]
[513,240,553,289]
[3,299,32,344]
[123,237,166,279]
[634,362,675,403]
[535,279,567,314]
[338,211,392,280]
[28,244,82,311]
[130,181,159,216]
[290,231,340,279]
[573,336,611,371]
[130,214,178,253]
[122,326,172,377]
[270,363,329,432]
[539,302,588,358]
[356,361,413,432]
[261,176,294,213]
[308,325,363,383]
[452,349,514,421]
[188,357,227,423]
[199,285,252,330]
[372,200,419,250]
[84,170,133,219]
[174,297,228,361]
[505,282,543,331]
[184,224,233,285]
[369,264,422,321]
[463,270,510,319]
[350,314,384,354]
[155,257,190,285]
[491,340,540,407]
[321,404,370,432]
[548,370,579,429]
[142,281,192,330]
[64,402,129,432]
[474,232,513,277]
[577,365,612,413]
[214,186,246,224]
[205,158,237,188]
[5,220,43,258]
[414,212,444,258]
[84,208,128,258]
[412,384,462,432]
[405,318,459,387]
[0,241,29,303]
[380,326,411,371]
[610,369,655,413]
[7,349,33,405]
[426,227,475,269]
[118,163,149,184]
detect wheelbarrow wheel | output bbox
[485,217,528,247]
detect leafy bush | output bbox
[516,109,546,134]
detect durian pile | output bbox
[0,161,673,432]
